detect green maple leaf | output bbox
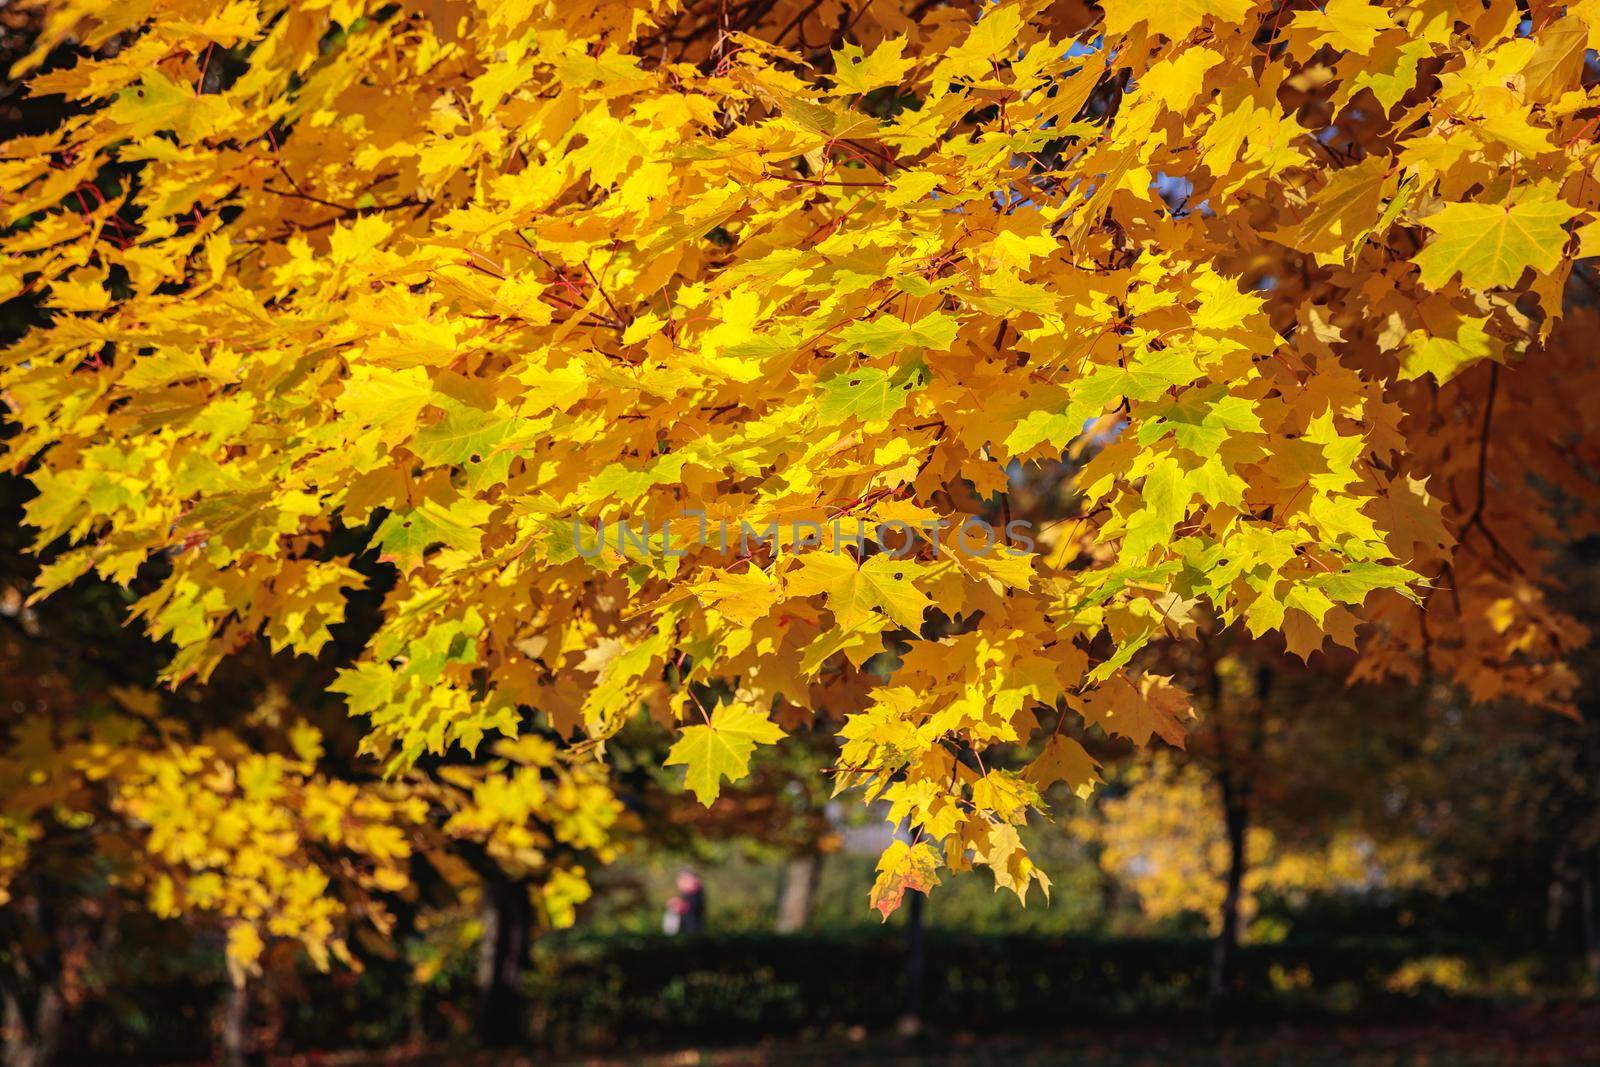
[1399,315,1495,383]
[786,552,932,631]
[815,365,924,424]
[1310,561,1422,604]
[835,311,958,356]
[665,702,787,805]
[1413,193,1578,290]
[412,398,522,467]
[374,497,492,567]
[1139,391,1262,453]
[1122,453,1192,559]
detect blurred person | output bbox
[662,868,706,935]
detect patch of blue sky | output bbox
[1066,35,1105,59]
[1151,172,1211,217]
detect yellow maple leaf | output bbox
[1414,193,1579,290]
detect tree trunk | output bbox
[897,890,927,1038]
[775,851,823,933]
[219,976,249,1067]
[3,890,65,1067]
[1209,772,1248,1013]
[2,981,61,1067]
[475,875,532,1048]
[1581,848,1600,989]
[1547,872,1570,945]
[1587,721,1600,990]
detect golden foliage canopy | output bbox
[4,0,1599,915]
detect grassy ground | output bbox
[269,1006,1600,1067]
[537,1023,1600,1067]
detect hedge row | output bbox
[524,931,1571,1049]
[56,931,1579,1061]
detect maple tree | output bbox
[1065,645,1437,1000]
[0,675,625,1061]
[0,608,625,1062]
[3,0,1600,936]
[0,457,624,1063]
